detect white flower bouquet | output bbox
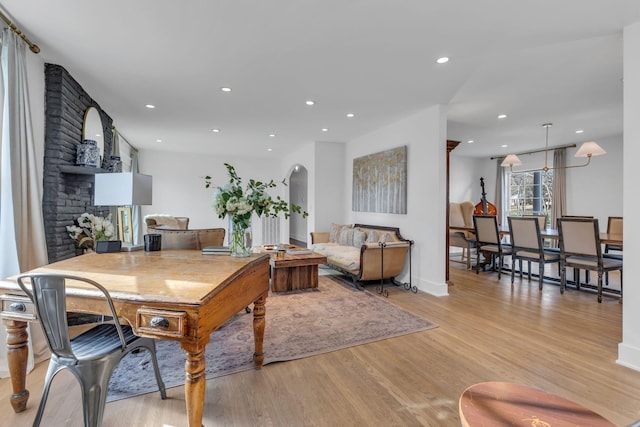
[66,213,116,250]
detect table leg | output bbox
[252,294,267,368]
[182,343,207,427]
[3,319,30,413]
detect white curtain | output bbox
[552,148,567,229]
[0,28,50,378]
[495,159,507,227]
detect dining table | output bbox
[0,249,271,427]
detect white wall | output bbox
[137,150,293,245]
[345,105,449,296]
[449,154,479,203]
[618,20,640,371]
[565,134,623,226]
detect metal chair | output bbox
[473,215,511,279]
[508,216,560,290]
[17,274,167,427]
[557,218,623,303]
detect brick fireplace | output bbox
[43,63,114,262]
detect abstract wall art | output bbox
[352,145,407,214]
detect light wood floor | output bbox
[1,263,638,426]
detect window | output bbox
[505,170,553,227]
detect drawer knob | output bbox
[9,302,26,313]
[150,316,170,328]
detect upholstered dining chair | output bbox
[473,215,511,279]
[508,216,560,290]
[17,274,167,427]
[557,218,623,303]
[604,216,623,286]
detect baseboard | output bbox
[617,342,640,372]
[417,277,449,296]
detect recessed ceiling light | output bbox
[267,148,273,152]
[305,100,315,106]
[436,57,449,64]
[467,140,474,144]
[575,129,584,134]
[501,144,508,148]
[212,128,220,133]
[346,113,355,118]
[156,139,162,143]
[269,133,276,137]
[145,104,155,109]
[321,128,329,132]
[221,87,231,92]
[497,114,507,119]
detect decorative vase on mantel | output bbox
[76,139,101,168]
[228,216,252,257]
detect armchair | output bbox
[449,201,476,269]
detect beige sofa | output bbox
[449,201,476,269]
[310,223,411,288]
[144,216,225,250]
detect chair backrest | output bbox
[16,274,127,362]
[557,218,601,258]
[473,215,500,245]
[607,216,623,234]
[523,215,546,230]
[508,216,542,251]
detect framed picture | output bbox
[118,207,133,244]
[352,145,407,214]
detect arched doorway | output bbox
[288,164,308,246]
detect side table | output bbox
[459,382,615,427]
[270,250,327,292]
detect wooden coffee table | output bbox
[459,382,615,427]
[268,247,327,292]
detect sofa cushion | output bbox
[352,229,366,248]
[365,230,379,243]
[330,223,349,243]
[338,227,355,246]
[311,243,360,273]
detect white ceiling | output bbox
[2,0,638,159]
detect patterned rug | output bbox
[107,274,437,401]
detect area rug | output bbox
[107,274,437,401]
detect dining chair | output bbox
[17,273,167,427]
[604,216,623,286]
[557,218,623,303]
[473,215,511,279]
[508,216,560,290]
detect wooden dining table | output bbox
[0,250,271,427]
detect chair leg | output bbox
[511,258,516,284]
[79,363,114,427]
[597,271,603,303]
[32,363,62,427]
[519,259,523,279]
[145,341,167,399]
[560,262,566,294]
[538,262,544,290]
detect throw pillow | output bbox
[338,228,354,246]
[365,230,379,243]
[379,232,396,243]
[352,229,366,248]
[330,223,347,243]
